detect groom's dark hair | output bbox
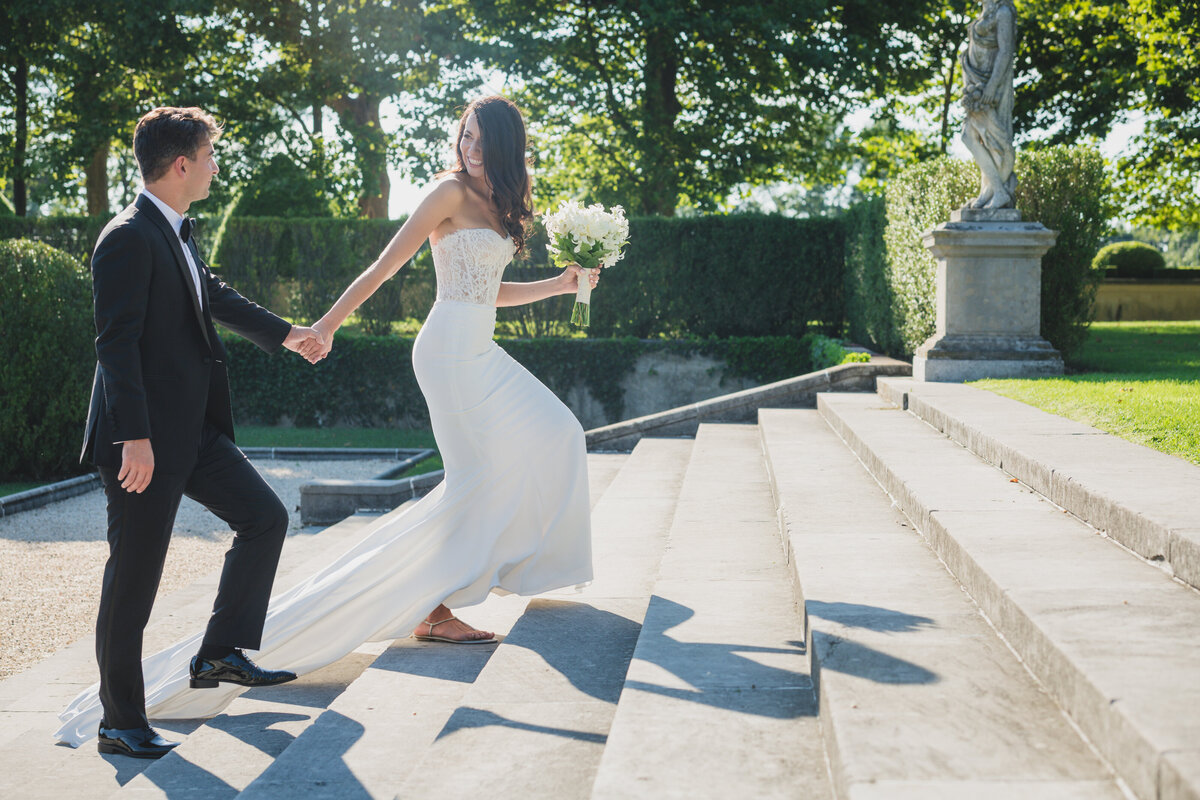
[134,107,222,183]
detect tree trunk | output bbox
[328,93,390,219]
[86,141,110,216]
[14,56,28,217]
[940,46,958,153]
[640,26,681,216]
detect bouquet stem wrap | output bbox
[571,279,593,327]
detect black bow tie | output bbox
[179,216,195,243]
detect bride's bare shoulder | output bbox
[427,176,469,203]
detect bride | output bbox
[57,95,599,746]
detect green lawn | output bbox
[236,425,437,450]
[0,480,49,497]
[972,321,1200,465]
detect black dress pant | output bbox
[95,423,288,730]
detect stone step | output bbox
[877,377,1200,591]
[393,437,693,800]
[238,599,526,800]
[226,441,684,799]
[109,452,631,799]
[817,392,1200,800]
[760,408,1124,799]
[111,641,389,800]
[592,423,830,799]
[0,508,394,799]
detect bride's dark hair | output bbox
[446,96,533,255]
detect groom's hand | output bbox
[283,325,326,364]
[118,438,154,493]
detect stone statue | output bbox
[961,0,1017,210]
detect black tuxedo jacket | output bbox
[81,194,290,473]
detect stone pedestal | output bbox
[913,208,1063,382]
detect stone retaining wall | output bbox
[1093,280,1200,321]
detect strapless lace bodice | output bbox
[430,227,515,306]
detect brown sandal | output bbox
[412,615,497,644]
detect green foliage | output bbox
[808,335,871,366]
[1016,145,1111,358]
[0,213,845,340]
[234,155,334,218]
[456,0,941,215]
[1015,0,1140,145]
[0,215,110,261]
[1010,0,1200,228]
[842,196,899,354]
[210,216,410,334]
[221,0,457,218]
[1092,241,1166,279]
[0,240,93,480]
[1124,227,1200,269]
[883,157,975,355]
[866,146,1108,359]
[587,215,844,338]
[193,214,846,341]
[974,322,1200,466]
[225,333,832,428]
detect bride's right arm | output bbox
[309,182,463,354]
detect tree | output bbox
[0,0,66,216]
[45,1,207,215]
[1013,0,1200,227]
[455,0,941,216]
[223,0,457,218]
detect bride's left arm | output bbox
[495,264,599,308]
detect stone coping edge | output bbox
[301,470,446,526]
[0,472,101,518]
[876,376,1200,591]
[240,446,432,461]
[584,358,912,452]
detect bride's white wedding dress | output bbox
[56,227,593,746]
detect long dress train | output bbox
[56,227,593,746]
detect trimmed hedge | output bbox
[0,213,846,340]
[223,332,846,428]
[1017,146,1110,359]
[0,215,111,262]
[854,145,1109,359]
[585,215,845,338]
[0,240,94,480]
[842,195,898,355]
[1092,240,1166,279]
[213,214,845,339]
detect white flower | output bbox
[543,200,629,271]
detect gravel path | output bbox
[0,459,394,680]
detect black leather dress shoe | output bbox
[189,649,297,689]
[97,724,179,759]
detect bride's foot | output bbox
[413,605,496,644]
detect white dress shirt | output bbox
[141,190,203,306]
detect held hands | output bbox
[283,325,328,364]
[306,320,335,362]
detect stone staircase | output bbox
[2,376,1198,799]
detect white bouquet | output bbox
[543,200,629,327]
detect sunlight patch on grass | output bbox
[972,321,1200,466]
[972,377,1200,465]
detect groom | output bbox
[81,106,321,759]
